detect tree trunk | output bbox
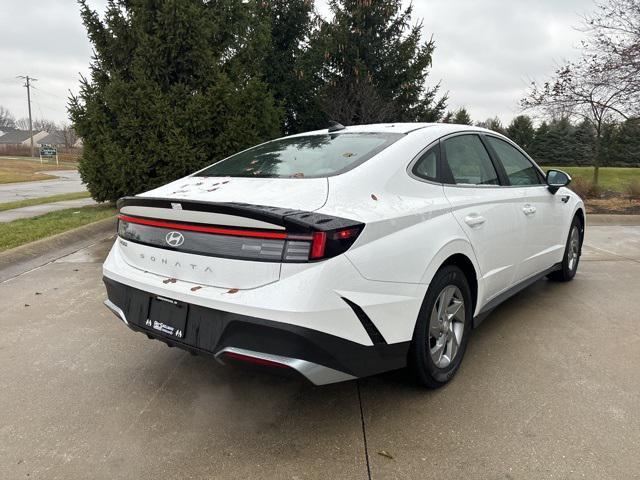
[593,130,601,186]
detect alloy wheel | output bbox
[428,285,465,368]
[567,226,580,271]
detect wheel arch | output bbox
[420,239,481,317]
[575,207,585,230]
[439,254,478,318]
[573,207,586,251]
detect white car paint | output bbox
[103,123,585,382]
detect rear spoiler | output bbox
[116,196,362,234]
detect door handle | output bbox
[523,204,537,215]
[464,215,486,227]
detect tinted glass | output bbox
[443,135,499,185]
[486,137,543,186]
[198,133,402,179]
[412,146,438,181]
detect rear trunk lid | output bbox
[116,177,330,289]
[142,176,329,211]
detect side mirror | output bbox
[546,169,571,194]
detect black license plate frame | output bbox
[145,295,188,340]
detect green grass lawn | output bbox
[0,204,116,252]
[0,191,91,212]
[543,166,640,192]
[0,157,76,184]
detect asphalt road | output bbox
[0,225,638,479]
[0,171,86,203]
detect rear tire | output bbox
[409,265,473,388]
[547,216,583,282]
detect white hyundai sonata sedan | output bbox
[103,123,585,387]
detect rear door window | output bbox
[198,133,403,179]
[484,136,544,185]
[442,135,500,186]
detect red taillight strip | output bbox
[118,214,289,240]
[310,231,327,259]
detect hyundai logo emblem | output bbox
[165,231,185,247]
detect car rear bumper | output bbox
[103,277,410,385]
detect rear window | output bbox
[197,133,403,179]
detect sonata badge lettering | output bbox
[138,253,214,273]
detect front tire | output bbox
[409,265,473,388]
[548,216,583,282]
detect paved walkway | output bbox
[0,170,86,203]
[0,225,638,479]
[0,198,98,223]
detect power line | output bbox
[32,84,67,101]
[17,75,38,158]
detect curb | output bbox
[0,217,116,283]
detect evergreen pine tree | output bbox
[529,121,552,164]
[506,115,535,150]
[453,108,473,125]
[259,0,321,134]
[440,111,454,123]
[313,0,447,125]
[607,119,640,167]
[69,0,283,202]
[544,118,577,166]
[477,117,506,135]
[573,120,596,166]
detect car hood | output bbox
[140,176,329,211]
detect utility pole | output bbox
[17,75,37,158]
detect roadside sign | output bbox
[40,145,59,165]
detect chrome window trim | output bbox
[405,129,551,190]
[482,133,547,186]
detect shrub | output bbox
[70,1,284,203]
[570,177,602,198]
[626,179,640,199]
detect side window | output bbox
[485,136,543,186]
[412,146,438,181]
[443,135,499,186]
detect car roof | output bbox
[288,122,497,138]
[287,123,435,137]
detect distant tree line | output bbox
[70,0,446,202]
[522,0,639,183]
[442,107,639,167]
[69,0,637,200]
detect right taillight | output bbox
[283,226,363,262]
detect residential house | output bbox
[0,130,49,151]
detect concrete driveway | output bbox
[0,224,638,479]
[0,170,86,203]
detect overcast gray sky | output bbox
[0,0,594,127]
